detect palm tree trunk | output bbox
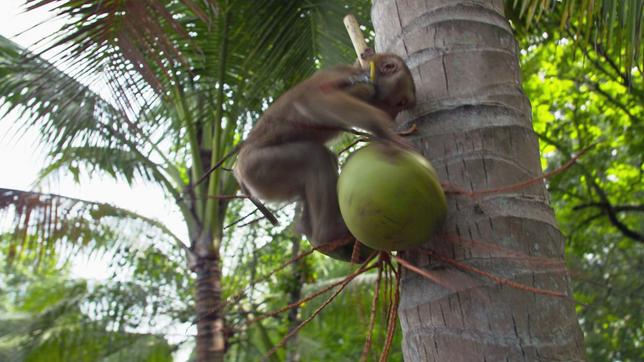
[371,0,586,360]
[193,238,226,362]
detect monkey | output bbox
[234,53,416,262]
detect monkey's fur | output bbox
[234,53,416,262]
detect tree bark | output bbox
[371,0,586,360]
[194,243,225,362]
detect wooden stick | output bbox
[343,14,369,68]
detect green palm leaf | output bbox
[0,308,175,362]
[0,259,181,362]
[0,188,188,264]
[0,34,118,152]
[38,146,167,185]
[509,0,644,77]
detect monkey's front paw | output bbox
[360,48,375,60]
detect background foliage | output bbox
[0,0,642,361]
[520,31,643,361]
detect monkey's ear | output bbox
[379,60,399,75]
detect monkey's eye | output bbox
[381,62,398,74]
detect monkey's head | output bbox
[366,53,416,119]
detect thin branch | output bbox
[423,249,568,298]
[441,234,564,267]
[359,261,383,362]
[260,254,378,361]
[379,262,400,362]
[444,144,594,197]
[536,136,643,242]
[190,143,242,191]
[224,208,259,229]
[392,255,455,291]
[573,203,644,213]
[338,138,367,155]
[208,195,248,200]
[555,75,640,122]
[218,239,369,326]
[226,248,316,305]
[574,196,644,243]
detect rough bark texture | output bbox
[371,0,586,361]
[194,248,225,362]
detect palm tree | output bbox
[370,0,640,360]
[0,190,189,361]
[0,1,369,360]
[4,0,639,360]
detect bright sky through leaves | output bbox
[0,0,188,280]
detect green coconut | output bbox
[337,144,447,251]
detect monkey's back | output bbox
[243,66,363,148]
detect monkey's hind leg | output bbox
[294,201,312,237]
[301,146,373,263]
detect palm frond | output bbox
[509,0,644,77]
[1,312,174,362]
[0,211,191,361]
[6,0,372,200]
[38,146,165,185]
[218,0,370,102]
[0,188,188,265]
[0,34,119,152]
[24,0,210,94]
[0,227,192,361]
[0,35,185,193]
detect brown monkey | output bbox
[234,53,416,262]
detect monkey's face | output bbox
[370,54,416,119]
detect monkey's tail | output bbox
[190,142,244,191]
[188,141,279,226]
[248,196,280,226]
[239,183,280,226]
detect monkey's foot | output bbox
[294,217,312,238]
[313,236,375,264]
[293,202,313,237]
[398,123,417,136]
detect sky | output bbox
[0,1,188,278]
